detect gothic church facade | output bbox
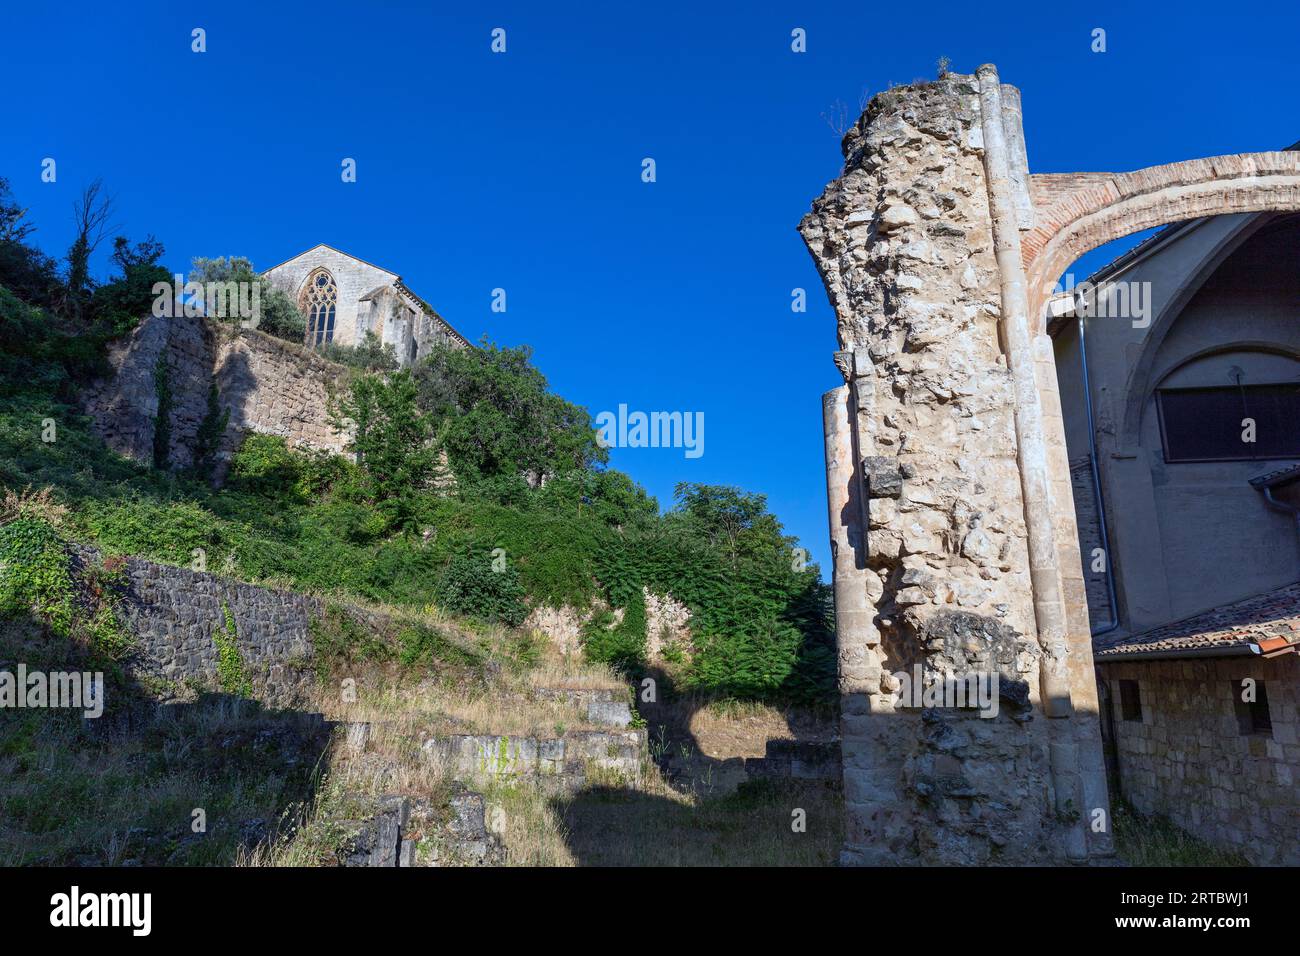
[263,244,469,366]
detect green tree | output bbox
[536,467,659,529]
[416,340,606,484]
[330,370,444,531]
[0,176,35,244]
[189,256,306,342]
[666,483,780,567]
[91,235,169,335]
[318,331,398,371]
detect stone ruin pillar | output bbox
[802,66,1113,864]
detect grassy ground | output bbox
[1112,798,1249,866]
[254,625,844,867]
[1,539,844,869]
[0,649,330,865]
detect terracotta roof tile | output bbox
[1095,582,1300,658]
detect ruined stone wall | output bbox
[81,313,350,480]
[74,545,327,704]
[525,587,693,661]
[1098,656,1300,864]
[801,71,1111,864]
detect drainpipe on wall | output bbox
[1254,482,1300,563]
[977,64,1088,862]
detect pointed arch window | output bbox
[302,269,338,345]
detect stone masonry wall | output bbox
[81,313,350,480]
[1098,656,1300,864]
[75,544,330,705]
[801,72,1111,864]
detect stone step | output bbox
[741,739,841,781]
[531,685,634,728]
[421,729,646,790]
[658,738,842,794]
[341,720,648,791]
[337,788,503,867]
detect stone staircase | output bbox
[332,684,647,866]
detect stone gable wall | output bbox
[264,246,398,351]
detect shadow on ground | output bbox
[0,613,331,866]
[548,665,843,866]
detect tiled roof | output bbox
[1095,582,1300,659]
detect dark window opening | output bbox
[303,270,338,346]
[1231,680,1272,736]
[1157,383,1300,462]
[1118,679,1143,722]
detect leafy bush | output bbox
[416,340,606,484]
[433,552,528,627]
[330,370,445,532]
[309,604,394,680]
[91,236,170,336]
[215,604,252,696]
[397,622,483,670]
[317,332,398,371]
[580,601,646,676]
[0,510,132,659]
[0,517,75,636]
[228,434,352,504]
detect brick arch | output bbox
[1023,152,1300,332]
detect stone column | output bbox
[823,381,875,694]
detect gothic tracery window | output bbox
[302,269,338,345]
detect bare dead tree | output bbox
[65,179,117,306]
[823,88,872,138]
[821,99,851,137]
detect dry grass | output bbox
[3,585,843,868]
[677,695,837,760]
[249,640,844,867]
[1113,798,1249,866]
[308,610,628,737]
[1,485,68,527]
[0,691,328,866]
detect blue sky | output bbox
[3,1,1298,577]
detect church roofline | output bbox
[261,243,401,279]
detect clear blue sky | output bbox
[3,1,1298,578]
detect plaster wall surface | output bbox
[1054,215,1300,634]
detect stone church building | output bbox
[1052,202,1300,863]
[263,244,470,366]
